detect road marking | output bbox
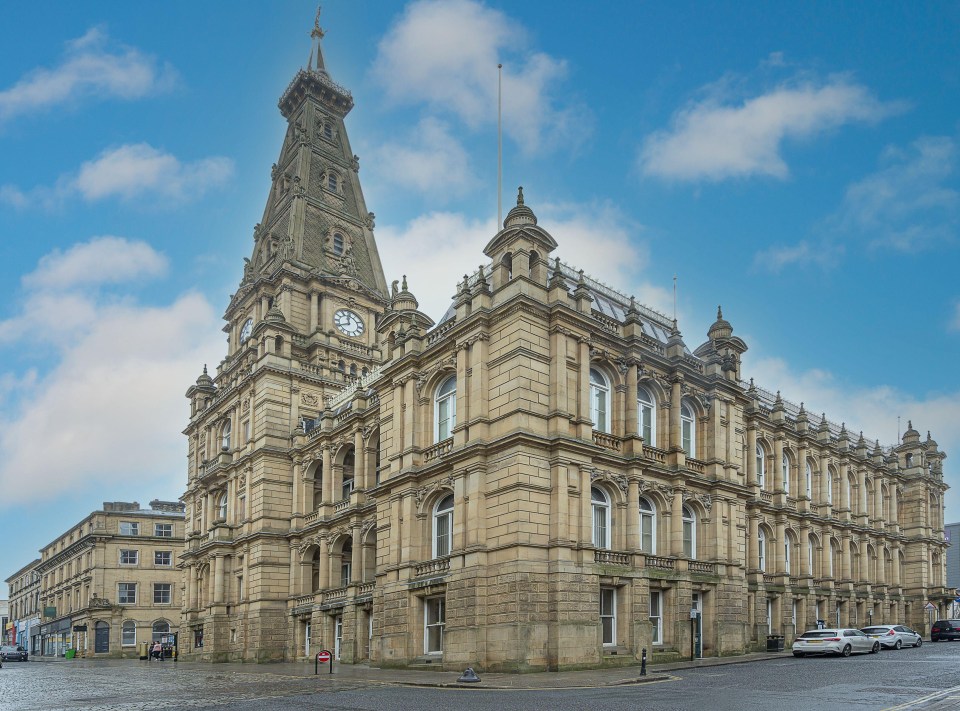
[882,684,960,710]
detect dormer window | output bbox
[323,122,333,139]
[333,232,345,255]
[327,173,339,192]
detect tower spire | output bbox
[309,5,327,74]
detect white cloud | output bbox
[0,27,177,124]
[640,77,901,182]
[376,200,669,321]
[753,239,844,273]
[0,143,234,208]
[372,117,476,197]
[0,239,222,504]
[836,136,958,251]
[372,0,587,153]
[23,236,168,291]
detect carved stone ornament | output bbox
[587,467,628,495]
[89,596,112,609]
[301,392,320,407]
[415,476,455,511]
[242,399,251,414]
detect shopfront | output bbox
[40,617,72,657]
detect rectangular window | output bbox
[639,404,652,445]
[154,551,172,567]
[118,583,137,605]
[119,522,139,536]
[649,591,662,645]
[435,513,451,558]
[425,597,445,654]
[682,420,693,457]
[437,399,453,440]
[119,549,139,566]
[600,587,616,646]
[122,623,137,647]
[153,583,172,605]
[593,506,608,550]
[342,478,355,500]
[683,521,694,559]
[242,420,250,443]
[340,562,351,588]
[155,523,172,538]
[238,496,246,521]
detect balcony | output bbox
[642,445,667,464]
[685,458,705,474]
[645,555,675,571]
[592,431,622,452]
[322,587,349,604]
[414,557,451,578]
[689,560,716,574]
[594,550,630,566]
[424,438,454,463]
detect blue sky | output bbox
[1,0,958,583]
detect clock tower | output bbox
[181,9,389,660]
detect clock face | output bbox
[334,309,365,337]
[239,318,253,342]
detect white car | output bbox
[861,625,923,649]
[792,628,881,657]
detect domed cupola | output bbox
[502,186,538,228]
[708,306,733,340]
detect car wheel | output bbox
[841,645,852,657]
[894,639,902,650]
[793,652,804,658]
[871,642,880,654]
[915,639,923,648]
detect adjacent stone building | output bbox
[37,500,185,658]
[179,14,950,669]
[5,558,41,653]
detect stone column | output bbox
[187,565,197,609]
[321,446,333,504]
[774,437,785,493]
[549,329,568,425]
[578,338,591,430]
[858,468,869,525]
[670,376,682,452]
[748,514,760,571]
[213,555,225,604]
[469,335,490,440]
[671,488,684,557]
[625,363,639,437]
[354,429,365,490]
[454,344,469,446]
[351,525,362,583]
[799,523,811,576]
[310,292,319,333]
[318,537,330,590]
[819,455,832,515]
[551,464,570,542]
[841,536,851,581]
[775,518,786,574]
[626,479,640,550]
[580,465,592,545]
[291,459,302,516]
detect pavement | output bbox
[31,649,797,690]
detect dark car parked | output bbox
[0,645,29,661]
[931,620,960,642]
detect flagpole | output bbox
[497,63,503,228]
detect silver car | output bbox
[861,625,923,650]
[792,628,880,657]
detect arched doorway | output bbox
[94,621,110,653]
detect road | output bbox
[3,642,960,711]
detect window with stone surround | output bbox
[119,521,139,536]
[682,506,696,559]
[122,620,136,646]
[155,523,172,538]
[600,587,616,646]
[638,384,656,446]
[649,590,663,645]
[591,487,611,550]
[756,443,766,488]
[155,551,172,567]
[118,582,137,605]
[681,401,696,458]
[433,494,453,559]
[758,528,767,572]
[424,596,445,654]
[119,549,139,566]
[590,368,610,433]
[434,375,457,442]
[639,496,656,554]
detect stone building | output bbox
[37,500,184,658]
[5,558,41,653]
[178,15,950,669]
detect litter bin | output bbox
[766,635,784,652]
[65,649,77,659]
[139,642,149,660]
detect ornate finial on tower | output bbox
[312,5,325,38]
[517,186,524,206]
[717,305,723,319]
[401,274,408,291]
[308,5,328,74]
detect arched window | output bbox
[808,535,818,577]
[756,444,766,488]
[122,620,136,646]
[434,375,457,442]
[433,494,454,559]
[217,492,227,521]
[340,539,352,587]
[342,450,355,499]
[758,528,767,571]
[827,473,834,505]
[327,173,339,192]
[637,385,656,446]
[830,539,840,578]
[591,487,611,550]
[502,252,513,281]
[332,232,345,255]
[590,369,610,434]
[784,533,793,575]
[805,463,813,499]
[528,250,539,279]
[323,122,333,139]
[349,363,357,378]
[639,496,656,554]
[681,402,695,457]
[846,477,853,512]
[850,543,860,580]
[337,360,346,373]
[221,420,231,451]
[782,453,790,494]
[682,506,696,559]
[151,620,170,644]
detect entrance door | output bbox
[334,616,343,660]
[94,622,110,653]
[692,593,703,659]
[304,622,311,657]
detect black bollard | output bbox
[640,647,647,676]
[457,667,481,683]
